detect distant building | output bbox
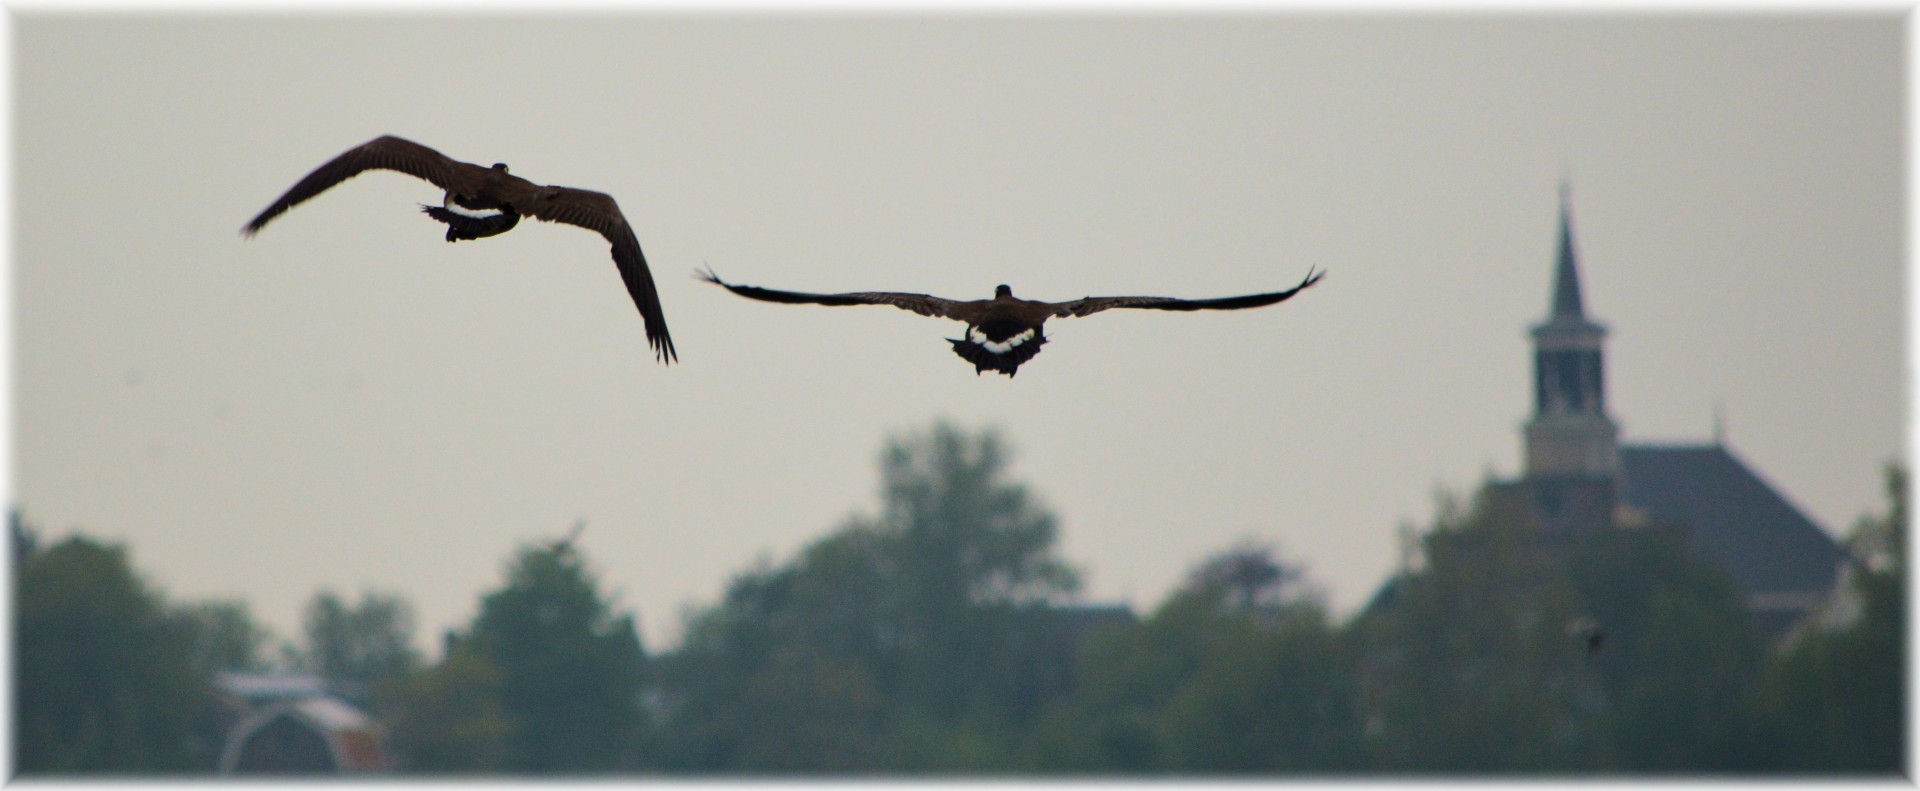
[1481,187,1847,643]
[211,672,392,775]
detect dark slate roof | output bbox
[1618,443,1844,596]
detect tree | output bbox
[1028,542,1358,773]
[462,542,647,772]
[1025,594,1204,772]
[1742,462,1905,773]
[1182,539,1315,617]
[655,539,892,772]
[14,531,207,773]
[176,599,273,677]
[868,423,1079,609]
[292,589,420,704]
[1157,606,1362,771]
[12,509,37,570]
[655,421,1082,771]
[1563,524,1760,770]
[1354,481,1768,773]
[855,422,1080,733]
[380,651,511,772]
[1353,485,1608,771]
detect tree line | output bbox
[12,422,1906,775]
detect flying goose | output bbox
[697,266,1323,377]
[546,518,587,558]
[242,135,676,364]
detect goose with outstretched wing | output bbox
[697,266,1323,376]
[243,135,676,364]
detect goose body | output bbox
[698,267,1323,376]
[243,135,676,364]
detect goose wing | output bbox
[697,267,969,320]
[1051,268,1324,318]
[243,135,489,236]
[510,186,678,364]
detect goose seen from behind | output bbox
[697,266,1324,377]
[243,135,676,364]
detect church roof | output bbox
[1618,443,1845,596]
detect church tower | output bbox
[1523,186,1620,478]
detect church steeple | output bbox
[1524,185,1620,478]
[1551,183,1586,320]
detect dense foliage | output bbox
[1739,464,1906,773]
[10,429,1904,776]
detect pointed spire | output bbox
[1550,182,1586,320]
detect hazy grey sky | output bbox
[12,13,1904,653]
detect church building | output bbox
[1484,188,1846,642]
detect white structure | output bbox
[212,672,392,775]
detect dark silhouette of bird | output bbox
[546,519,587,557]
[1567,617,1604,658]
[242,135,676,364]
[697,266,1323,376]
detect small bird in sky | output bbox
[242,135,676,364]
[546,518,587,558]
[697,266,1323,376]
[1567,616,1604,658]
